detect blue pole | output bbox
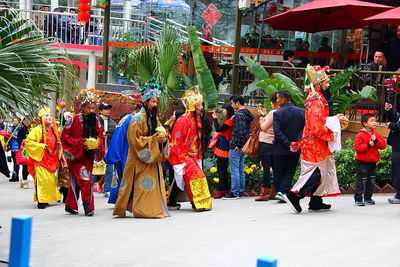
[9,215,32,267]
[257,255,278,267]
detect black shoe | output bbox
[37,203,47,209]
[191,203,206,212]
[308,196,331,211]
[167,203,181,211]
[65,206,78,215]
[222,193,239,200]
[85,210,94,216]
[8,177,18,182]
[283,192,302,213]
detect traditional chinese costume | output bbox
[168,89,212,211]
[25,108,62,206]
[113,79,169,218]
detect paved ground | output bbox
[0,175,399,267]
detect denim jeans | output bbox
[229,149,245,197]
[103,164,114,193]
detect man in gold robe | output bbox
[113,79,169,218]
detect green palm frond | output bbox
[187,26,218,110]
[333,85,377,114]
[126,25,184,112]
[0,8,75,117]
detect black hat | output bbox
[99,102,112,110]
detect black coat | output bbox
[273,103,305,155]
[98,116,117,146]
[387,111,400,152]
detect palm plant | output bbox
[187,26,218,110]
[126,25,183,112]
[0,8,75,117]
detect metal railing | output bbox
[11,7,233,47]
[232,65,399,122]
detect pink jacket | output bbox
[259,110,275,144]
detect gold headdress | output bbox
[78,88,100,106]
[306,65,330,86]
[181,87,203,112]
[37,107,60,143]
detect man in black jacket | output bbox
[385,102,400,204]
[98,102,116,197]
[363,50,389,85]
[223,95,254,199]
[273,90,305,201]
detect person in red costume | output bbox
[61,88,105,216]
[284,65,347,213]
[168,88,212,212]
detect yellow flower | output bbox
[210,167,217,173]
[260,167,264,171]
[56,106,60,111]
[245,168,253,175]
[213,177,219,183]
[270,167,273,173]
[81,89,88,95]
[251,164,257,169]
[89,88,95,93]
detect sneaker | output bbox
[22,182,29,189]
[283,193,302,213]
[388,197,400,204]
[364,199,375,205]
[222,193,239,200]
[65,206,78,215]
[355,200,365,206]
[167,203,181,210]
[214,190,230,199]
[275,192,285,202]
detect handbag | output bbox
[208,132,220,149]
[15,141,28,165]
[242,121,260,158]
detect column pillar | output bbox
[87,52,97,89]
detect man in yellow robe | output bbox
[25,108,62,209]
[113,78,169,218]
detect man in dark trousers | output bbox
[98,102,116,197]
[273,90,305,201]
[385,102,400,204]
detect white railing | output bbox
[11,7,233,47]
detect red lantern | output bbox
[78,3,91,12]
[77,0,91,24]
[78,11,91,24]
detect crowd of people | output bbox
[2,65,400,218]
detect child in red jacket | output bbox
[353,114,386,206]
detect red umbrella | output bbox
[364,6,400,25]
[264,0,392,33]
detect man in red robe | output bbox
[61,89,105,216]
[284,66,346,213]
[168,88,212,211]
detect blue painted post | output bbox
[257,255,278,267]
[9,215,32,267]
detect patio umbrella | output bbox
[111,0,141,10]
[141,0,190,13]
[364,6,400,25]
[263,0,392,33]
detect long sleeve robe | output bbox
[113,109,169,218]
[25,126,62,203]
